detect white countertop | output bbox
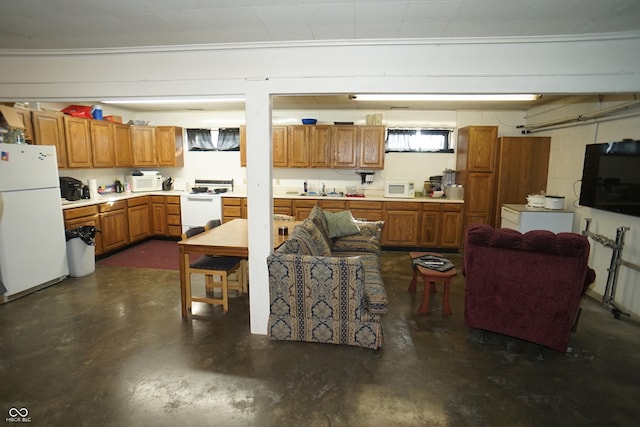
[61,190,185,209]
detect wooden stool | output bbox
[408,251,457,316]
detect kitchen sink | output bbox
[298,192,345,197]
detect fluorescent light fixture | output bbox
[351,94,540,102]
[102,96,245,105]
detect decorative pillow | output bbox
[279,226,324,256]
[300,218,332,256]
[324,210,360,238]
[308,204,331,245]
[332,220,384,253]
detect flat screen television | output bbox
[579,139,640,218]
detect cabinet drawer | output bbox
[168,225,182,237]
[166,196,181,205]
[99,200,127,212]
[420,203,441,212]
[167,214,181,226]
[350,209,383,221]
[166,204,181,215]
[293,199,318,208]
[64,205,99,220]
[127,196,149,207]
[223,197,242,206]
[151,195,166,203]
[274,198,292,208]
[321,200,347,210]
[442,203,462,212]
[384,201,418,211]
[223,206,242,217]
[348,200,383,210]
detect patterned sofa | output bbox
[267,205,387,349]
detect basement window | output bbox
[186,128,240,151]
[385,129,453,153]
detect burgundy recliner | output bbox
[463,224,596,353]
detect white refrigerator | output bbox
[0,143,69,302]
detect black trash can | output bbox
[65,226,99,277]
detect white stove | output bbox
[180,179,234,233]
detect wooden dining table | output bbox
[178,219,299,318]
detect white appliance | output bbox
[501,204,574,234]
[0,143,69,302]
[180,179,233,233]
[384,181,415,198]
[124,174,163,192]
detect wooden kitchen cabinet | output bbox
[63,205,103,255]
[239,126,288,167]
[156,126,184,167]
[439,203,463,248]
[32,111,67,168]
[347,200,384,221]
[320,199,347,212]
[310,125,332,168]
[382,201,420,246]
[464,171,494,229]
[491,136,551,227]
[90,120,116,168]
[418,204,441,247]
[274,198,293,216]
[166,196,182,237]
[332,126,358,168]
[293,199,317,220]
[114,123,133,167]
[131,125,157,167]
[14,109,33,142]
[287,125,310,167]
[359,126,385,169]
[99,201,129,252]
[127,197,151,243]
[222,197,247,222]
[64,116,93,168]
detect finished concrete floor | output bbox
[1,250,639,426]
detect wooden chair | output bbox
[182,225,244,313]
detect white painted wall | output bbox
[2,34,639,331]
[527,95,640,316]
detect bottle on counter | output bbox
[114,178,124,193]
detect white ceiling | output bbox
[2,0,639,112]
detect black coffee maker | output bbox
[59,177,83,201]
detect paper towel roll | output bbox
[88,179,98,199]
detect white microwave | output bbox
[125,175,163,192]
[384,181,415,198]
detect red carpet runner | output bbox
[97,239,192,270]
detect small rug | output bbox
[97,239,194,271]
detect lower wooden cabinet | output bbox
[151,195,182,237]
[382,202,421,246]
[274,198,293,216]
[99,201,129,252]
[166,196,182,237]
[127,197,151,243]
[222,197,247,222]
[63,205,103,255]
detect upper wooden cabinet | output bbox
[156,126,184,167]
[90,120,116,168]
[31,111,67,168]
[456,126,498,172]
[114,123,133,167]
[131,125,157,167]
[240,124,384,169]
[14,109,33,142]
[64,116,92,168]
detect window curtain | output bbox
[186,129,215,151]
[217,128,240,151]
[385,129,417,151]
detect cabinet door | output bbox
[440,205,463,248]
[32,111,67,168]
[64,116,92,168]
[15,109,33,142]
[348,200,384,221]
[419,205,440,247]
[151,202,168,236]
[272,126,288,167]
[465,172,494,227]
[465,126,497,171]
[287,125,310,167]
[90,120,116,167]
[114,123,133,167]
[332,126,358,168]
[310,125,332,168]
[156,126,184,167]
[100,209,129,252]
[65,215,103,255]
[382,206,420,246]
[131,125,157,166]
[359,126,385,169]
[239,126,247,167]
[274,198,293,216]
[128,199,151,242]
[293,199,317,220]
